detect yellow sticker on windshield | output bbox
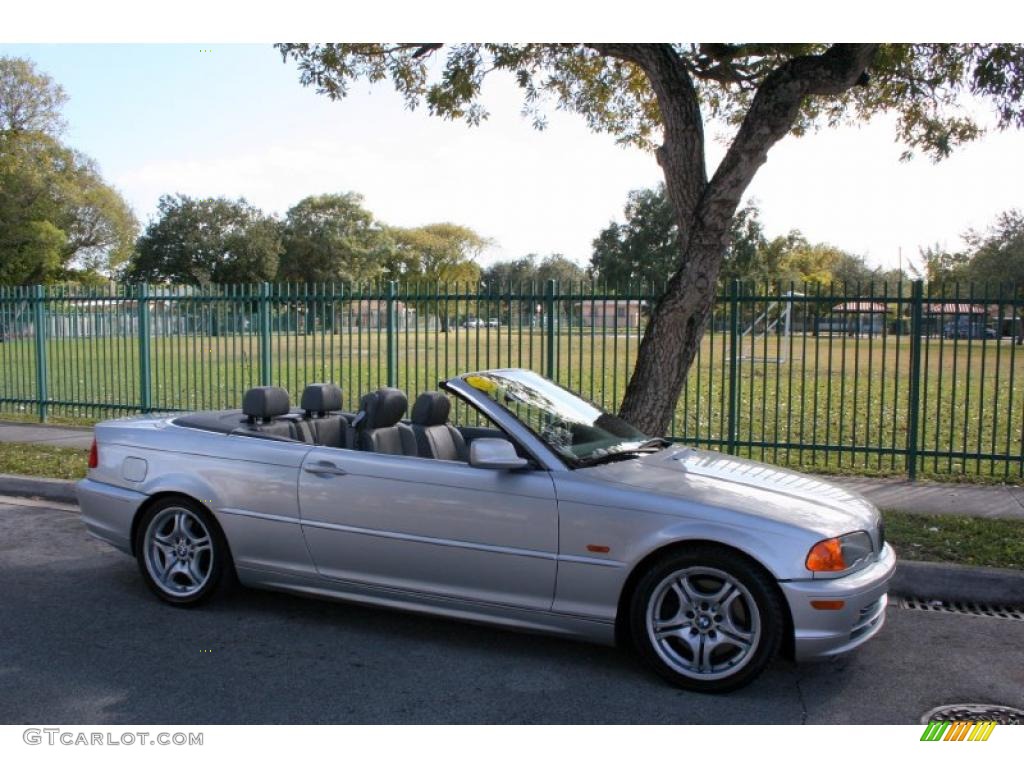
[465,375,498,396]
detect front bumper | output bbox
[76,478,147,555]
[780,543,897,661]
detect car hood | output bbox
[583,446,879,537]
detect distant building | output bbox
[829,301,888,336]
[348,299,409,328]
[578,300,645,328]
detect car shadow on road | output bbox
[1,545,815,724]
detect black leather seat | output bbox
[300,383,348,448]
[240,386,296,440]
[354,387,417,456]
[411,391,466,461]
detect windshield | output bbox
[461,370,657,466]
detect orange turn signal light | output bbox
[586,544,610,553]
[810,600,846,610]
[805,538,846,572]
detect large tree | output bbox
[961,209,1024,344]
[278,192,394,284]
[276,43,1024,433]
[590,185,678,287]
[0,56,67,135]
[962,209,1024,289]
[126,194,281,285]
[484,252,587,286]
[591,184,771,287]
[385,222,486,283]
[0,57,137,283]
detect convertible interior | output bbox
[172,383,513,463]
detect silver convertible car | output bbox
[77,368,895,692]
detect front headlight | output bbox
[805,531,874,573]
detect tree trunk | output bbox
[594,43,879,436]
[618,219,726,433]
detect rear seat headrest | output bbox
[301,383,343,415]
[242,386,291,422]
[412,391,450,426]
[358,387,408,429]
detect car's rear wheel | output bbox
[135,497,230,606]
[629,545,784,693]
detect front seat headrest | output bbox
[242,386,291,422]
[411,391,451,426]
[358,387,408,429]
[301,383,343,415]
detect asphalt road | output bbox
[2,495,1023,725]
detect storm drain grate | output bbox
[898,596,1024,621]
[921,704,1024,725]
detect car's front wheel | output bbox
[134,497,231,606]
[629,545,784,693]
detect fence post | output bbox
[906,280,924,480]
[137,283,152,412]
[726,280,740,455]
[32,284,48,423]
[258,282,272,386]
[386,281,398,387]
[545,279,556,380]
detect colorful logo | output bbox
[920,721,997,741]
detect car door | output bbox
[297,447,558,611]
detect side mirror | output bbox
[469,438,529,470]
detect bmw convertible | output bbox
[77,368,895,692]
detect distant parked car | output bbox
[461,319,483,328]
[486,318,500,327]
[942,320,997,340]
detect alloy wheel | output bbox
[143,507,215,598]
[645,566,762,681]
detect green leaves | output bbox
[276,43,1024,161]
[590,185,679,287]
[386,222,487,283]
[482,253,587,287]
[1,57,137,285]
[279,192,392,284]
[0,56,68,135]
[127,195,281,285]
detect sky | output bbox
[2,42,1023,273]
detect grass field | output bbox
[2,325,1023,481]
[0,442,88,480]
[882,510,1024,570]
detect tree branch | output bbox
[588,44,708,245]
[705,44,878,219]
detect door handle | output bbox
[304,460,348,476]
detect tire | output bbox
[629,545,784,693]
[134,496,232,607]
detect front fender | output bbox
[633,519,812,582]
[553,501,815,622]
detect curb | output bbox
[0,473,78,504]
[1,474,1022,606]
[889,560,1024,607]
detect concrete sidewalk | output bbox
[0,420,1022,519]
[828,475,1024,520]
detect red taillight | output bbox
[88,438,98,469]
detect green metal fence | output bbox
[2,280,1022,480]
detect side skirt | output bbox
[236,565,617,646]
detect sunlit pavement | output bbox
[1,495,1022,725]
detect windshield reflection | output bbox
[462,370,657,466]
